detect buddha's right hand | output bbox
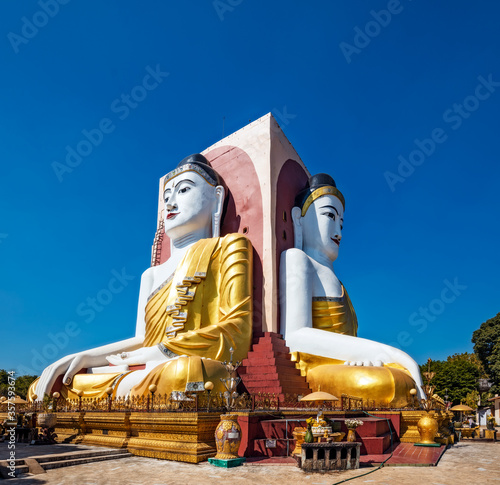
[35,353,93,399]
[35,353,77,400]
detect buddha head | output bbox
[291,173,345,262]
[163,154,225,239]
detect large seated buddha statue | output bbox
[280,174,423,407]
[30,154,252,400]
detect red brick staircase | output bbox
[238,332,311,399]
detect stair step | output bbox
[35,449,128,463]
[4,450,132,478]
[4,464,29,477]
[242,350,292,362]
[358,432,392,455]
[41,452,132,470]
[241,332,312,396]
[241,363,303,375]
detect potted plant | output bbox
[344,419,363,442]
[487,415,496,430]
[304,417,315,443]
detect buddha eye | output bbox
[179,186,190,194]
[325,212,335,220]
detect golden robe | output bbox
[29,234,252,400]
[130,233,252,397]
[292,285,416,407]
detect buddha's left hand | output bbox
[106,346,168,366]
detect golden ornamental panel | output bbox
[50,411,219,463]
[130,448,204,464]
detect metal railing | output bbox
[16,391,420,414]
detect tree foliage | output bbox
[0,370,38,400]
[420,353,486,406]
[0,370,9,398]
[15,374,38,399]
[472,312,500,394]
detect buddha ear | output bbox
[212,185,225,238]
[291,206,303,249]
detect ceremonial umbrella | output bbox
[0,396,28,423]
[0,396,28,406]
[300,391,339,403]
[449,403,474,422]
[300,390,339,422]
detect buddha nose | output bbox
[166,201,177,211]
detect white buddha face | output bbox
[301,194,344,262]
[163,171,220,239]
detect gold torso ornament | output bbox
[130,233,253,397]
[291,285,358,375]
[143,233,253,363]
[310,285,358,336]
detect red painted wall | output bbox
[275,159,309,334]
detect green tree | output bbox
[420,353,485,406]
[0,369,8,397]
[0,370,38,399]
[472,312,500,394]
[15,374,38,399]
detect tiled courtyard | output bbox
[2,441,499,484]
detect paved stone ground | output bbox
[3,442,499,484]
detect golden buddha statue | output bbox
[29,154,252,400]
[280,174,423,407]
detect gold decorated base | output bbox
[53,412,221,464]
[400,410,453,444]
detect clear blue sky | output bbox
[1,0,499,376]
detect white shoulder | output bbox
[281,248,310,268]
[141,265,156,279]
[140,265,163,291]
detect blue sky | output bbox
[1,0,499,376]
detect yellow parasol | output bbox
[300,389,339,423]
[0,396,28,405]
[0,396,29,423]
[449,404,474,411]
[300,391,339,402]
[449,403,474,422]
